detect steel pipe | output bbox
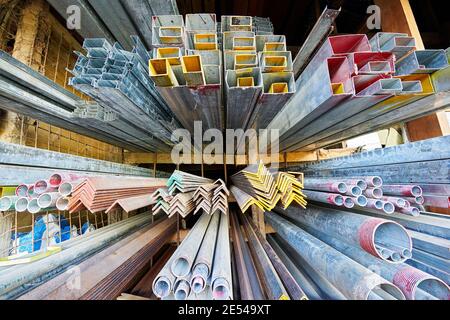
[274,204,412,263]
[300,226,449,300]
[265,212,405,300]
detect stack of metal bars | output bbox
[286,135,450,293]
[266,205,450,300]
[0,51,151,152]
[193,179,230,215]
[168,192,195,218]
[68,177,167,213]
[231,163,307,213]
[231,162,281,212]
[273,172,307,210]
[167,171,214,195]
[149,14,223,133]
[222,15,261,131]
[153,213,232,300]
[302,176,425,217]
[69,37,180,152]
[153,172,229,218]
[153,188,173,216]
[261,33,449,153]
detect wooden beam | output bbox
[375,0,449,142]
[374,0,424,50]
[123,148,357,165]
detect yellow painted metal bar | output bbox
[264,55,287,72]
[237,77,255,87]
[235,53,258,70]
[264,42,287,52]
[156,47,182,66]
[194,33,218,50]
[149,58,179,87]
[331,83,345,95]
[181,55,206,86]
[159,26,183,44]
[269,82,289,94]
[370,74,434,113]
[233,37,256,51]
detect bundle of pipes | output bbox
[153,213,232,300]
[233,209,307,300]
[68,177,167,213]
[223,16,296,132]
[69,37,179,152]
[0,51,156,152]
[152,171,229,218]
[13,214,176,300]
[1,213,160,299]
[303,176,424,217]
[261,33,450,153]
[230,162,307,213]
[266,206,450,300]
[288,137,450,295]
[0,173,89,214]
[150,14,223,133]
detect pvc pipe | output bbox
[345,186,362,197]
[0,196,18,212]
[15,184,30,197]
[381,201,395,214]
[340,179,368,190]
[265,212,405,300]
[398,206,420,217]
[381,196,407,208]
[34,180,57,195]
[56,197,70,211]
[274,204,412,263]
[58,181,82,197]
[363,176,383,188]
[27,198,41,214]
[37,192,60,209]
[350,195,368,207]
[191,213,220,293]
[366,199,383,210]
[174,279,191,301]
[49,173,83,188]
[15,197,29,213]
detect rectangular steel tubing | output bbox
[300,89,450,151]
[262,55,353,151]
[225,68,263,130]
[281,76,397,152]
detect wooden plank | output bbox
[375,0,449,142]
[406,113,450,142]
[374,0,425,50]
